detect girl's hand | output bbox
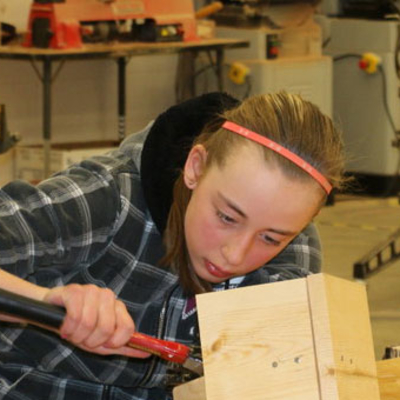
[43,284,150,358]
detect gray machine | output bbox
[324,17,400,195]
[205,0,333,116]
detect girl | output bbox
[0,91,344,399]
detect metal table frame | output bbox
[0,38,248,177]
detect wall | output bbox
[0,55,178,145]
[0,2,178,146]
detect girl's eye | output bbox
[217,210,236,224]
[261,234,281,246]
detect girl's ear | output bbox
[183,145,208,189]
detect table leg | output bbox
[117,57,126,141]
[43,57,52,179]
[215,49,224,92]
[176,51,198,103]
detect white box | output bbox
[15,142,118,184]
[241,56,333,117]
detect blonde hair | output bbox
[162,92,346,295]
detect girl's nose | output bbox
[221,234,252,266]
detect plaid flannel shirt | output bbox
[0,124,322,400]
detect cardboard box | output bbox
[15,141,119,184]
[197,20,216,39]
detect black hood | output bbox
[141,92,240,235]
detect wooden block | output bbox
[377,358,400,399]
[308,274,380,400]
[174,273,380,400]
[173,377,206,400]
[196,278,320,400]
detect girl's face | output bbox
[183,144,323,284]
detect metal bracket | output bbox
[353,227,400,280]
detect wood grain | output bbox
[196,278,320,400]
[175,273,381,400]
[173,377,207,400]
[307,274,380,400]
[377,358,400,400]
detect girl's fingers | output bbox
[44,285,84,338]
[44,284,150,358]
[77,342,152,358]
[79,288,117,348]
[102,300,135,349]
[62,285,99,343]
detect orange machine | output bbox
[24,0,198,49]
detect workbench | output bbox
[0,38,248,177]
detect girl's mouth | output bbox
[205,260,231,279]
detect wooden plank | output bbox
[173,377,207,400]
[307,274,380,400]
[377,358,400,400]
[196,278,320,400]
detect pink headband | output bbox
[222,121,332,195]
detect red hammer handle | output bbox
[128,332,190,364]
[0,288,191,365]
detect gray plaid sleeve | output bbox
[0,158,122,279]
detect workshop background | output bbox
[1,0,400,360]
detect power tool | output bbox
[24,0,198,49]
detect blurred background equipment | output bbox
[24,0,198,49]
[0,104,19,154]
[0,22,16,45]
[208,0,320,27]
[324,17,400,196]
[338,0,400,19]
[194,0,332,116]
